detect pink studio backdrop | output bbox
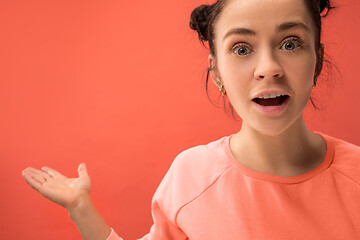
[0,0,359,239]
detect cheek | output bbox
[219,57,254,93]
[303,54,317,82]
[284,54,316,109]
[218,59,254,118]
[285,52,317,88]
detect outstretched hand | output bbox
[22,163,91,210]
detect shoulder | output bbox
[152,136,233,221]
[323,133,360,157]
[169,136,233,188]
[321,132,360,184]
[172,136,231,174]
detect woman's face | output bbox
[209,0,319,136]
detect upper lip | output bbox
[252,89,291,99]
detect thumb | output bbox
[78,163,88,178]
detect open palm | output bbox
[22,163,91,210]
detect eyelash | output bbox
[230,36,305,57]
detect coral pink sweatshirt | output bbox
[107,132,360,240]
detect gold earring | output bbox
[216,81,226,96]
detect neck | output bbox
[231,116,326,176]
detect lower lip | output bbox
[252,97,290,115]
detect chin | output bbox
[246,116,300,137]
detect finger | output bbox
[41,166,64,178]
[32,173,48,184]
[78,163,88,178]
[24,167,52,180]
[22,171,43,192]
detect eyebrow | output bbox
[222,21,311,41]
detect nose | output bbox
[254,49,284,81]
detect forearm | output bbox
[68,195,112,240]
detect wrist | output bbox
[67,193,94,221]
[66,193,112,240]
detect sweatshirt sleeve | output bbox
[106,198,188,240]
[106,228,123,240]
[137,200,188,240]
[106,150,194,240]
[107,138,231,239]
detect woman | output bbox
[22,0,360,239]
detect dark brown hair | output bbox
[189,0,336,116]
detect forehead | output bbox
[215,0,313,39]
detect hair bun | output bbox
[320,0,335,17]
[189,4,213,42]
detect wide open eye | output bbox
[232,44,252,57]
[281,37,304,51]
[235,46,249,56]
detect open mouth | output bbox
[252,95,290,106]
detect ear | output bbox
[208,54,221,85]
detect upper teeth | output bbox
[257,93,286,99]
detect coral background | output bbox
[0,0,359,239]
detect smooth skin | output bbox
[23,0,327,238]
